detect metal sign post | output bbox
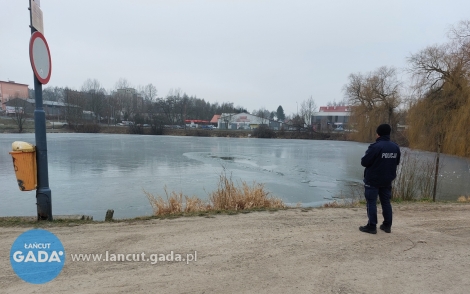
[29,0,52,220]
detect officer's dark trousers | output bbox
[364,184,392,227]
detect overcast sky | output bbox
[1,1,469,115]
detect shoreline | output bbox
[0,201,466,226]
[1,202,469,293]
[0,120,349,141]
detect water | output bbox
[1,134,469,220]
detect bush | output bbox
[253,125,276,138]
[150,125,164,135]
[129,125,143,134]
[75,123,101,133]
[195,130,212,137]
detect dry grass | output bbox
[323,198,362,208]
[457,196,470,202]
[325,150,441,207]
[144,188,210,216]
[144,170,285,216]
[323,150,440,207]
[392,149,440,201]
[209,171,285,210]
[324,183,363,208]
[323,201,345,208]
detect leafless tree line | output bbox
[344,19,470,157]
[41,78,246,130]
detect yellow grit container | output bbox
[9,141,37,191]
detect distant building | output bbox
[184,119,211,128]
[312,106,351,131]
[0,80,29,111]
[115,88,144,115]
[116,88,139,96]
[4,98,35,114]
[210,114,221,127]
[4,98,81,118]
[217,112,282,130]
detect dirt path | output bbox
[1,203,469,293]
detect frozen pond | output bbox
[1,133,469,220]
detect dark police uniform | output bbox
[361,134,401,229]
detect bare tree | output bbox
[63,88,84,127]
[344,66,402,142]
[254,108,270,125]
[9,96,29,133]
[300,96,317,126]
[135,83,157,125]
[291,114,305,132]
[113,78,139,121]
[141,83,157,102]
[407,21,470,156]
[103,89,120,125]
[82,79,106,123]
[326,99,347,106]
[370,67,401,124]
[220,113,235,129]
[448,20,470,40]
[158,88,183,124]
[179,93,190,126]
[115,78,131,90]
[42,86,64,102]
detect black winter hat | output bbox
[376,124,391,136]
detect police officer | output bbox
[359,124,401,234]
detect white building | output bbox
[217,113,270,130]
[312,106,351,131]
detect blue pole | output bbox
[34,77,52,220]
[30,0,52,220]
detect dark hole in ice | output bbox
[210,155,235,161]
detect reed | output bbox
[144,169,285,216]
[457,196,470,202]
[392,150,440,201]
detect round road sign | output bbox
[29,31,52,84]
